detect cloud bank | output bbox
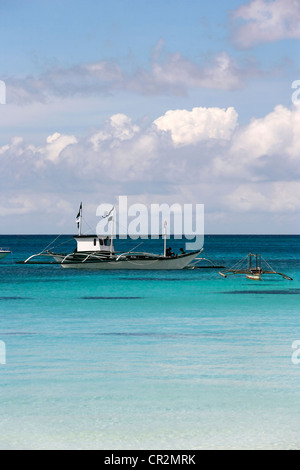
[1,104,300,232]
[6,48,261,105]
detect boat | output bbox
[22,204,202,270]
[219,253,293,281]
[0,248,11,260]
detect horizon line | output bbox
[0,233,299,237]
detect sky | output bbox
[0,0,300,234]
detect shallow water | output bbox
[0,235,299,449]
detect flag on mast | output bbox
[76,203,82,230]
[102,206,114,222]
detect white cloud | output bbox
[213,104,300,180]
[5,47,261,105]
[90,114,140,151]
[153,106,239,146]
[40,132,78,163]
[231,105,299,158]
[7,60,124,104]
[0,136,24,156]
[225,182,300,213]
[141,51,244,93]
[0,195,37,216]
[232,0,300,48]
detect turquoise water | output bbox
[0,235,300,450]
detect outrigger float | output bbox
[219,253,293,281]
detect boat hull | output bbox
[51,251,201,270]
[246,274,262,281]
[0,251,10,260]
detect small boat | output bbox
[22,204,202,270]
[219,253,293,281]
[0,248,11,261]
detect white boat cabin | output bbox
[74,236,113,253]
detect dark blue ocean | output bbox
[0,235,300,449]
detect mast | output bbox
[110,207,115,254]
[163,220,167,257]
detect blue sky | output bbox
[0,0,300,234]
[0,0,236,71]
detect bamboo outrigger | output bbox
[219,253,293,281]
